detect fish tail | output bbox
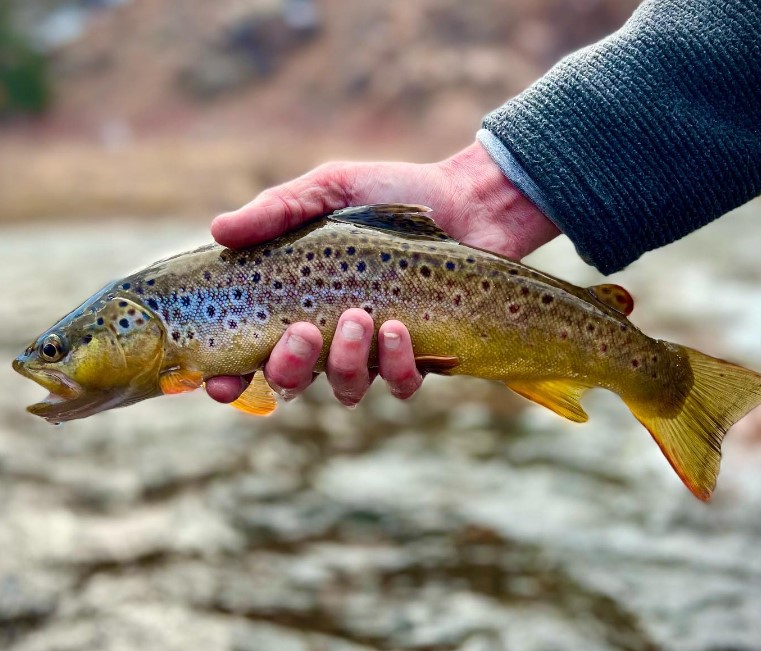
[624,346,761,501]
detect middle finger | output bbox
[326,308,375,406]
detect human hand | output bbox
[205,140,559,406]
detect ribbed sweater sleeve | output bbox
[481,0,761,274]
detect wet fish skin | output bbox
[13,204,761,500]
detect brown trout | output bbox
[13,205,761,500]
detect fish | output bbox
[12,204,761,500]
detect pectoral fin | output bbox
[159,369,204,395]
[507,378,591,422]
[230,373,277,416]
[415,355,460,375]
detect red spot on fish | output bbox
[631,359,640,368]
[509,304,520,314]
[600,343,607,352]
[560,330,568,339]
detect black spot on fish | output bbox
[542,294,554,305]
[119,301,128,308]
[399,259,408,270]
[340,262,349,272]
[263,249,272,257]
[445,261,456,271]
[252,272,261,283]
[232,288,243,300]
[381,252,391,262]
[228,320,238,329]
[181,296,191,307]
[357,261,366,273]
[204,271,212,281]
[97,317,104,325]
[466,257,475,264]
[509,304,520,314]
[301,266,311,277]
[392,287,401,297]
[256,310,267,321]
[481,280,490,291]
[508,269,519,275]
[315,278,325,288]
[147,279,155,286]
[238,258,246,266]
[346,246,356,256]
[586,323,595,332]
[208,338,215,347]
[147,298,159,310]
[333,281,342,290]
[319,317,327,326]
[206,305,216,318]
[324,247,332,257]
[306,252,315,261]
[172,331,180,341]
[187,331,195,340]
[281,317,291,325]
[363,305,373,315]
[302,297,314,309]
[420,265,431,278]
[81,334,93,344]
[285,247,294,255]
[631,359,640,368]
[273,280,283,290]
[135,286,144,295]
[520,287,529,296]
[122,282,131,290]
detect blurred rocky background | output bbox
[2,1,760,650]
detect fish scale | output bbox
[13,204,761,502]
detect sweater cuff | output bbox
[476,129,564,236]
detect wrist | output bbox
[442,140,560,258]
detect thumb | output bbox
[211,162,352,249]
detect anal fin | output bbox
[159,369,204,395]
[507,378,591,422]
[230,373,277,416]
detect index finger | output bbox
[211,163,353,249]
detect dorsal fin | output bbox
[328,204,454,242]
[588,283,634,316]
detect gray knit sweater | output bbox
[479,0,761,274]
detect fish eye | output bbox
[39,334,66,363]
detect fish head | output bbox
[13,295,166,423]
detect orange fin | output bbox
[159,368,204,395]
[230,373,277,416]
[415,355,460,375]
[624,346,761,501]
[507,378,590,422]
[588,283,634,316]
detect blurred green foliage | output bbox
[0,2,50,116]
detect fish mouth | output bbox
[12,358,98,423]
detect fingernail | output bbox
[286,333,312,357]
[341,320,364,341]
[383,331,401,351]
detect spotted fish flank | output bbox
[13,204,761,502]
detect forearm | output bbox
[482,0,761,273]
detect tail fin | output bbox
[624,347,761,501]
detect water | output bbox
[1,203,760,650]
